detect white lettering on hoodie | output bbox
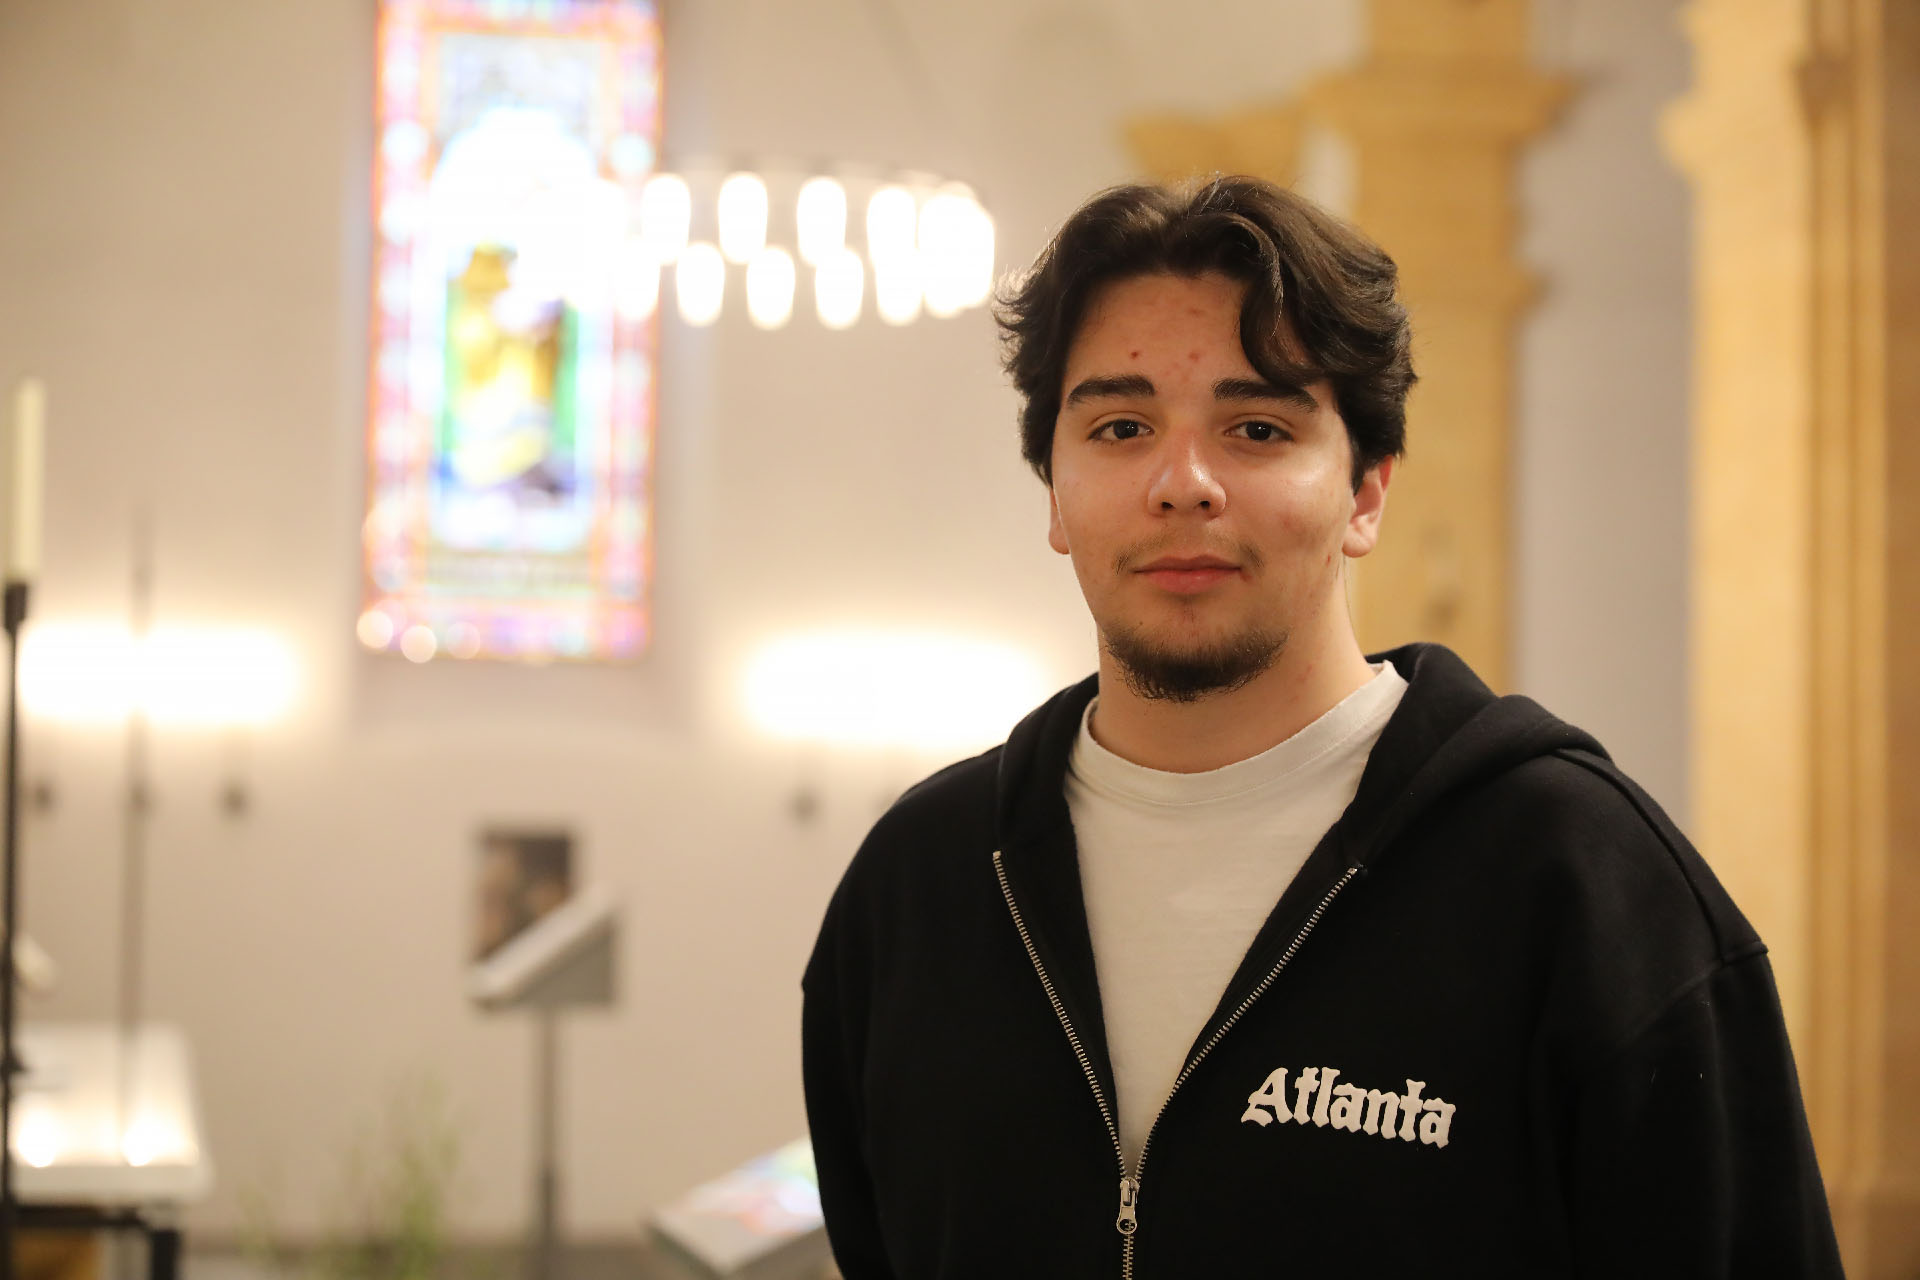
[1242,1066,1456,1149]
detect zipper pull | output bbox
[1116,1177,1139,1235]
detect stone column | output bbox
[1124,103,1309,188]
[1125,2,1565,689]
[1663,0,1920,1271]
[1302,0,1568,688]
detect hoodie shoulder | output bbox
[1457,746,1778,1093]
[1432,743,1766,1073]
[1534,747,1762,961]
[867,746,1002,859]
[1361,648,1764,1043]
[1578,749,1753,934]
[815,677,1095,941]
[1487,748,1758,952]
[803,745,1000,988]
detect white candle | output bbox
[8,379,45,583]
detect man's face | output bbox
[1047,271,1390,702]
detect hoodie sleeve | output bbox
[802,886,899,1280]
[1565,950,1844,1278]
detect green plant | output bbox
[242,1073,462,1280]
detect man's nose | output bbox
[1146,435,1227,513]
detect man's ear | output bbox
[1047,485,1070,556]
[1342,455,1393,558]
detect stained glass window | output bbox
[362,0,660,663]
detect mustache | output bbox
[1113,538,1266,575]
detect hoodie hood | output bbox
[1334,644,1606,867]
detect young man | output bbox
[801,177,1841,1277]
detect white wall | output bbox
[1517,0,1692,819]
[0,0,1686,1239]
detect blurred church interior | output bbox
[0,0,1914,1277]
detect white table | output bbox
[8,1023,212,1280]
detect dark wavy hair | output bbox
[996,176,1414,490]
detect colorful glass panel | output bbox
[365,0,659,662]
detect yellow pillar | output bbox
[1124,104,1308,188]
[1664,0,1920,1272]
[1302,0,1568,687]
[1660,0,1818,1056]
[1123,3,1566,689]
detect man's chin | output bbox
[1099,620,1289,704]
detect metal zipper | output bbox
[991,850,1137,1276]
[1127,864,1363,1263]
[994,849,1360,1280]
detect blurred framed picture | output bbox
[474,827,573,961]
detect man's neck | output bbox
[1087,632,1378,774]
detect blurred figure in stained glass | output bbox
[444,243,570,501]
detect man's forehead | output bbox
[1059,273,1325,412]
[1077,270,1245,331]
[1067,275,1248,371]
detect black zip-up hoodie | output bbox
[802,644,1842,1277]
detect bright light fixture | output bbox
[15,1108,59,1169]
[814,247,864,329]
[717,171,769,264]
[874,252,923,326]
[20,622,298,729]
[637,172,691,263]
[614,238,661,321]
[795,177,847,266]
[141,629,300,726]
[746,246,796,329]
[121,1127,157,1168]
[742,629,1053,753]
[959,198,995,307]
[675,241,726,326]
[866,186,918,265]
[920,187,995,318]
[19,623,138,725]
[627,170,991,327]
[120,1115,186,1169]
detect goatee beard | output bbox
[1102,621,1289,704]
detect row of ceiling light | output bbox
[614,172,997,330]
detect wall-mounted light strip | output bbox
[19,622,298,729]
[742,629,1051,754]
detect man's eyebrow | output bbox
[1064,373,1156,406]
[1213,376,1320,412]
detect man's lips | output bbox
[1134,556,1241,594]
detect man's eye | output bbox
[1234,421,1286,442]
[1094,419,1147,441]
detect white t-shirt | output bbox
[1065,661,1408,1166]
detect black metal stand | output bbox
[0,567,183,1280]
[533,1010,557,1280]
[1,579,30,1280]
[117,519,153,1166]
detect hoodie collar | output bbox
[998,642,1605,874]
[987,643,1606,1098]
